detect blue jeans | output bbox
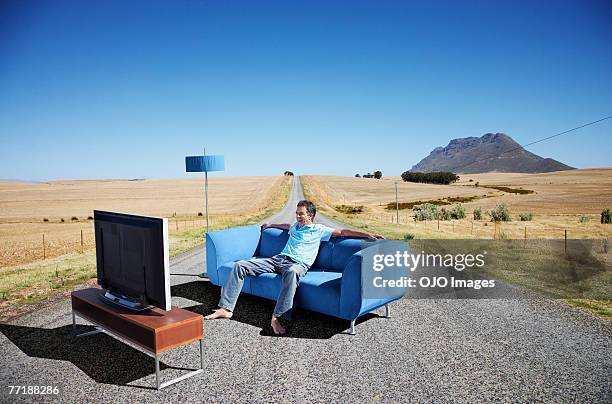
[218,254,308,319]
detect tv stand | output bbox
[71,288,204,390]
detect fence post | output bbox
[564,229,567,253]
[175,220,178,232]
[524,226,527,240]
[471,220,474,235]
[437,219,440,230]
[80,229,84,253]
[43,234,46,260]
[452,222,455,233]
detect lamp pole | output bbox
[203,148,209,233]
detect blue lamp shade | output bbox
[185,155,225,172]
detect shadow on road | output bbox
[172,281,379,339]
[0,323,179,388]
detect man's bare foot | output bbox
[204,308,233,320]
[271,316,286,335]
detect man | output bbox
[204,199,384,335]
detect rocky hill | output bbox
[410,133,575,173]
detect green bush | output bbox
[518,212,533,221]
[403,233,415,240]
[578,215,590,223]
[449,204,466,219]
[60,218,65,223]
[438,208,450,221]
[374,170,383,179]
[489,204,512,222]
[335,205,364,214]
[71,216,79,221]
[413,203,438,221]
[473,207,482,220]
[43,218,49,222]
[400,171,459,185]
[602,209,611,224]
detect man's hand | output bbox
[369,233,385,239]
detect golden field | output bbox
[0,176,288,267]
[0,176,292,319]
[301,169,612,240]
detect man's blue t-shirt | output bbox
[280,223,335,268]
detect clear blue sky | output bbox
[1,0,611,181]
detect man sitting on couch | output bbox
[204,199,384,335]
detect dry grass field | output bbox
[302,170,611,317]
[0,176,292,319]
[0,176,288,267]
[302,169,612,240]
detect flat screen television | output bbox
[94,210,171,311]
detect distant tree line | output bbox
[356,170,382,179]
[401,171,459,185]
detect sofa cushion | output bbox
[312,241,333,270]
[217,261,252,293]
[248,269,342,317]
[260,228,289,258]
[329,238,363,272]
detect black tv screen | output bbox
[94,210,171,311]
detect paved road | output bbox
[0,177,610,403]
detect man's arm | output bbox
[331,228,385,239]
[261,223,291,230]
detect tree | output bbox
[355,174,361,177]
[374,170,382,179]
[284,171,294,176]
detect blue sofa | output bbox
[205,225,404,334]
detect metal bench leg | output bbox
[384,304,391,318]
[348,320,356,335]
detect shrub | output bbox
[335,205,364,214]
[87,216,93,220]
[60,218,65,223]
[518,213,533,221]
[489,204,511,222]
[43,218,49,222]
[578,215,590,223]
[403,233,415,240]
[284,171,294,176]
[413,203,438,221]
[475,182,479,187]
[197,212,203,216]
[401,171,459,185]
[473,207,483,220]
[602,209,611,224]
[449,204,466,219]
[438,208,450,221]
[71,216,79,221]
[355,174,361,178]
[468,179,474,182]
[374,170,383,179]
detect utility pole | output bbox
[395,181,399,224]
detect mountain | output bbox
[410,133,575,174]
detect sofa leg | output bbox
[384,304,391,318]
[348,320,356,335]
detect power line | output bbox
[442,114,612,173]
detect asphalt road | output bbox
[0,177,610,403]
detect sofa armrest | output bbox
[339,252,364,320]
[340,243,408,320]
[206,225,261,285]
